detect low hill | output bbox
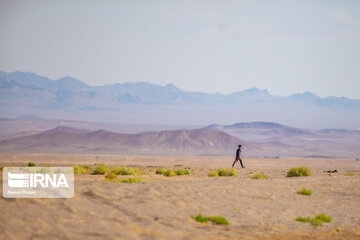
[0,127,257,155]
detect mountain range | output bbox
[1,70,360,129]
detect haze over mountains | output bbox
[1,71,360,129]
[0,117,359,158]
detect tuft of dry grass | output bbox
[287,166,311,177]
[297,188,312,195]
[111,166,144,176]
[120,177,146,183]
[156,168,165,174]
[345,173,354,176]
[27,162,36,167]
[295,213,331,227]
[105,171,117,180]
[208,168,238,177]
[161,168,191,177]
[191,214,229,225]
[73,165,92,174]
[250,173,269,179]
[163,169,177,177]
[93,164,109,175]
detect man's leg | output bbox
[239,158,244,168]
[232,159,237,167]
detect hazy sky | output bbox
[1,0,360,98]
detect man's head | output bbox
[238,145,242,148]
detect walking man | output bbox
[232,145,244,168]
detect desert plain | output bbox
[0,153,360,240]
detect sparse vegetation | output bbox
[208,170,219,177]
[73,165,92,174]
[175,169,191,175]
[218,168,238,176]
[250,173,269,179]
[287,166,311,177]
[148,168,153,172]
[209,216,229,225]
[345,173,354,176]
[120,177,146,183]
[208,168,238,177]
[156,168,165,174]
[27,162,36,167]
[160,168,191,177]
[297,188,312,195]
[315,213,332,223]
[295,217,311,223]
[191,214,209,223]
[93,164,109,175]
[105,171,117,180]
[163,169,177,177]
[111,166,144,176]
[295,213,332,227]
[191,214,229,225]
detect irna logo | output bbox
[3,167,74,198]
[8,172,69,188]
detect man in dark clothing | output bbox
[232,145,244,168]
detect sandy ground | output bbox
[1,154,360,240]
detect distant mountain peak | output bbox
[165,83,179,90]
[231,87,270,97]
[56,76,88,86]
[288,91,319,100]
[244,87,268,93]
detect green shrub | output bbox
[110,166,144,175]
[297,188,312,195]
[164,169,177,177]
[315,213,332,223]
[250,173,269,180]
[93,164,109,175]
[295,217,311,223]
[224,168,238,176]
[208,170,219,177]
[83,165,92,172]
[73,165,92,174]
[156,168,165,174]
[295,213,331,227]
[287,166,311,177]
[208,216,229,225]
[191,214,229,225]
[191,214,209,223]
[120,177,146,183]
[105,171,117,180]
[310,218,323,227]
[345,173,354,176]
[28,162,36,167]
[208,168,238,177]
[175,169,185,175]
[175,169,191,175]
[148,168,153,172]
[155,168,191,177]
